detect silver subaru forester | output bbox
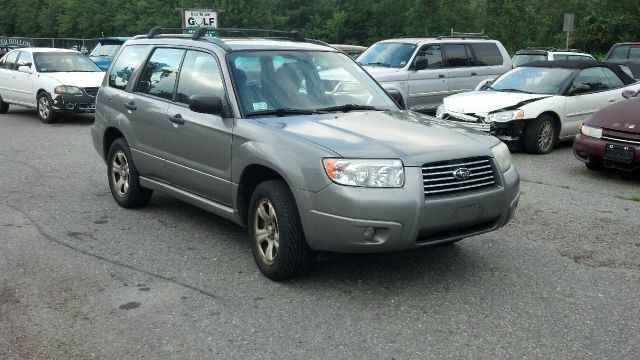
[91,27,520,280]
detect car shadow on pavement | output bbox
[4,108,94,125]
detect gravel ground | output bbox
[1,109,639,359]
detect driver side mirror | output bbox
[189,95,224,115]
[622,89,635,99]
[413,56,429,71]
[17,63,32,73]
[570,84,590,95]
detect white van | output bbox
[357,35,512,112]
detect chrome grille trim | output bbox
[84,87,99,97]
[601,135,640,145]
[422,157,497,197]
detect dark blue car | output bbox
[89,37,129,70]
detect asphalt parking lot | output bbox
[2,109,639,359]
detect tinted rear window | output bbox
[469,43,503,66]
[512,54,546,67]
[607,45,629,60]
[443,44,472,67]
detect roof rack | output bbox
[523,47,585,53]
[133,27,328,52]
[436,29,488,40]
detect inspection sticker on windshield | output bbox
[253,102,268,111]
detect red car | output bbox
[573,89,640,172]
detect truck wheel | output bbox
[107,138,152,208]
[523,114,557,154]
[37,92,57,124]
[0,96,8,114]
[248,180,316,281]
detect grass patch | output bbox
[616,193,640,202]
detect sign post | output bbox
[182,9,219,34]
[563,13,575,50]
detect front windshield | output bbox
[356,42,417,68]
[489,66,575,95]
[229,50,398,116]
[34,52,102,72]
[90,43,122,57]
[512,54,546,67]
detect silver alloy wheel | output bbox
[537,121,554,152]
[254,199,279,265]
[110,150,130,197]
[38,96,50,120]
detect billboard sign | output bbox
[183,9,218,33]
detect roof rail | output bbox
[436,29,488,40]
[523,47,586,53]
[134,27,328,52]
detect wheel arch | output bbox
[103,127,126,162]
[236,164,287,227]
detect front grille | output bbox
[84,87,99,97]
[422,156,497,197]
[601,135,640,145]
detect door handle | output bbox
[169,113,185,124]
[438,74,445,78]
[124,101,137,110]
[471,72,478,76]
[608,98,615,102]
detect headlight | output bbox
[487,109,524,123]
[580,123,602,138]
[491,142,512,173]
[54,85,83,95]
[323,158,404,187]
[435,104,444,118]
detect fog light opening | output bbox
[66,103,75,110]
[363,227,376,241]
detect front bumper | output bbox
[293,166,520,253]
[573,133,640,171]
[52,93,96,113]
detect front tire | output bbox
[0,95,9,114]
[248,180,315,281]
[524,115,557,154]
[107,138,152,208]
[37,92,57,123]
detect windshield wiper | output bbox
[495,88,533,94]
[245,108,325,117]
[316,104,384,113]
[366,62,392,67]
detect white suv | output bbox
[356,35,512,112]
[512,48,595,67]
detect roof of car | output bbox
[515,49,591,56]
[377,37,498,45]
[524,60,636,84]
[17,47,79,54]
[128,36,337,52]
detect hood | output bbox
[89,56,112,70]
[587,97,640,131]
[362,65,407,82]
[258,110,499,166]
[41,71,105,88]
[443,91,551,115]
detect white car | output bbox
[436,61,640,153]
[512,48,596,67]
[0,48,104,123]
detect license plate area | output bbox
[603,144,634,164]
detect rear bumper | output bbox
[573,133,640,171]
[293,166,520,253]
[52,94,96,113]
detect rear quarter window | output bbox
[108,45,150,90]
[607,45,629,60]
[469,43,503,66]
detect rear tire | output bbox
[0,96,8,114]
[37,92,57,124]
[107,138,152,208]
[524,114,557,154]
[248,180,316,281]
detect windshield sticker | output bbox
[253,102,268,111]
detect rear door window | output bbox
[108,45,150,90]
[135,48,185,101]
[175,51,225,104]
[469,43,503,65]
[443,44,472,67]
[3,51,19,70]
